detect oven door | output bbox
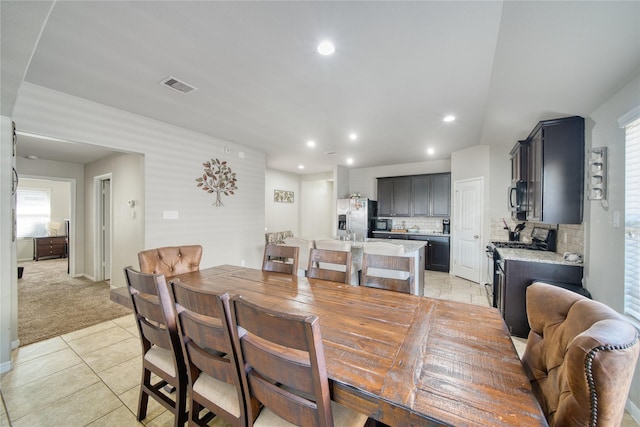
[495,259,506,315]
[484,247,494,305]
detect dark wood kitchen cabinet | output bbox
[411,174,450,217]
[426,236,450,272]
[498,258,583,337]
[377,177,411,217]
[524,116,584,224]
[34,236,67,261]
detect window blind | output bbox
[624,117,640,321]
[16,189,51,238]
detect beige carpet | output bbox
[17,258,132,346]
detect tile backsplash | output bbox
[380,217,449,234]
[490,217,584,255]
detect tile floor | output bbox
[1,271,638,426]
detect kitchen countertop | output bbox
[371,231,450,238]
[496,247,583,267]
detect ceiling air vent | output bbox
[159,76,197,94]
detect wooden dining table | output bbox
[120,265,547,426]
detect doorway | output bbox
[452,177,484,283]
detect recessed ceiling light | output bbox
[298,165,305,169]
[349,133,358,141]
[307,140,316,148]
[346,158,354,165]
[443,115,455,122]
[26,155,39,160]
[317,40,335,56]
[427,148,435,155]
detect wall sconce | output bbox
[587,147,607,200]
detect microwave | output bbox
[375,218,392,231]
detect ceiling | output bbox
[2,1,640,173]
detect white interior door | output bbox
[453,177,483,283]
[95,175,112,281]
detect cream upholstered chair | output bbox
[283,237,315,276]
[229,296,369,427]
[262,243,299,275]
[138,245,202,278]
[522,282,640,427]
[123,267,187,427]
[169,281,249,427]
[314,239,356,284]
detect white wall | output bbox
[585,72,640,413]
[265,169,300,236]
[348,159,451,200]
[84,152,144,287]
[13,83,267,272]
[300,179,333,239]
[1,115,17,372]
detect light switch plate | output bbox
[163,210,179,220]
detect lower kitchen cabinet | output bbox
[426,237,450,272]
[408,234,450,272]
[497,258,583,337]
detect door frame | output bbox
[452,176,484,283]
[94,174,112,282]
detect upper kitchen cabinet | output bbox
[377,176,411,217]
[509,141,528,221]
[412,174,451,217]
[378,173,451,218]
[525,116,584,224]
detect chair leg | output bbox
[174,384,187,427]
[137,369,151,421]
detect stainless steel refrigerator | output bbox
[336,198,377,240]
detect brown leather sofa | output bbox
[138,245,202,278]
[522,282,639,427]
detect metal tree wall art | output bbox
[195,158,238,207]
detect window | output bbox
[16,189,51,238]
[623,112,640,321]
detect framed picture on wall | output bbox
[274,189,294,203]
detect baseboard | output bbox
[83,274,96,281]
[11,339,19,349]
[627,399,640,424]
[0,360,13,374]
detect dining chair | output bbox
[229,295,369,427]
[138,245,203,277]
[307,248,352,285]
[262,243,299,275]
[169,280,250,427]
[283,237,315,276]
[522,282,640,427]
[123,266,188,427]
[361,253,414,294]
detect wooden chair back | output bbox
[283,237,315,275]
[169,281,249,427]
[123,266,187,426]
[361,253,414,294]
[229,296,334,426]
[262,244,299,275]
[138,245,203,278]
[307,248,352,284]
